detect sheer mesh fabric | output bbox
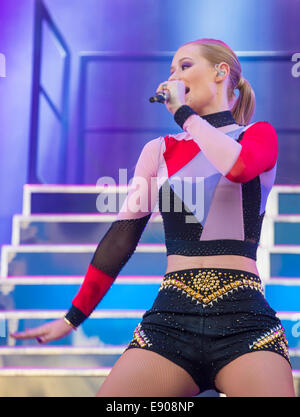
[65,138,163,326]
[90,214,152,277]
[91,137,163,277]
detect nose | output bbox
[168,73,180,82]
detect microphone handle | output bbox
[149,91,169,103]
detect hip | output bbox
[143,266,276,323]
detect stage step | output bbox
[0,349,298,396]
[23,184,300,216]
[13,213,300,246]
[0,372,107,397]
[0,345,299,369]
[0,346,125,368]
[0,183,298,396]
[4,244,300,279]
[0,275,299,312]
[257,246,300,278]
[265,279,300,311]
[1,244,167,277]
[1,308,299,349]
[0,276,162,309]
[265,185,300,215]
[12,214,164,245]
[0,367,298,397]
[22,184,129,215]
[0,309,145,346]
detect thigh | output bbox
[97,347,200,397]
[214,351,295,397]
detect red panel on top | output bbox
[163,135,201,178]
[225,121,278,183]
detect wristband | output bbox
[174,105,197,129]
[63,315,77,330]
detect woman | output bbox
[11,38,295,397]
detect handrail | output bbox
[28,0,70,184]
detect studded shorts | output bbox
[124,267,291,394]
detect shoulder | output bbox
[137,136,165,170]
[138,137,163,159]
[238,121,278,142]
[142,136,164,151]
[241,120,277,134]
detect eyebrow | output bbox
[170,57,193,72]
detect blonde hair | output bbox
[183,38,256,125]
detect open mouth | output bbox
[185,87,190,95]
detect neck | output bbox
[199,109,237,128]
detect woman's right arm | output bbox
[10,137,162,343]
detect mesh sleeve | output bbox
[90,214,152,277]
[65,138,162,327]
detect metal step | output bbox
[0,275,299,314]
[261,214,300,247]
[24,184,300,216]
[265,185,300,215]
[0,309,145,346]
[256,245,300,279]
[0,276,162,309]
[12,214,164,245]
[0,371,107,396]
[0,345,299,369]
[1,244,167,277]
[1,309,299,349]
[13,213,300,246]
[5,243,300,279]
[264,278,300,311]
[22,184,130,215]
[0,370,298,397]
[0,345,125,368]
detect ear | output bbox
[215,62,230,81]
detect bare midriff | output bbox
[166,254,259,276]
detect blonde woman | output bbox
[11,38,295,397]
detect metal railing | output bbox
[28,0,70,184]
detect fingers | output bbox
[156,81,169,95]
[10,327,45,340]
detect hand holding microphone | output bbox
[149,80,187,115]
[149,90,170,103]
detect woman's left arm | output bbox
[180,111,278,183]
[156,80,278,184]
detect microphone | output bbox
[149,91,170,103]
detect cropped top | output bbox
[116,112,278,261]
[65,108,278,326]
[157,126,273,260]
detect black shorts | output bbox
[124,267,291,394]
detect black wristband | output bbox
[65,304,87,328]
[174,105,197,129]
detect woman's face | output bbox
[169,43,226,114]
